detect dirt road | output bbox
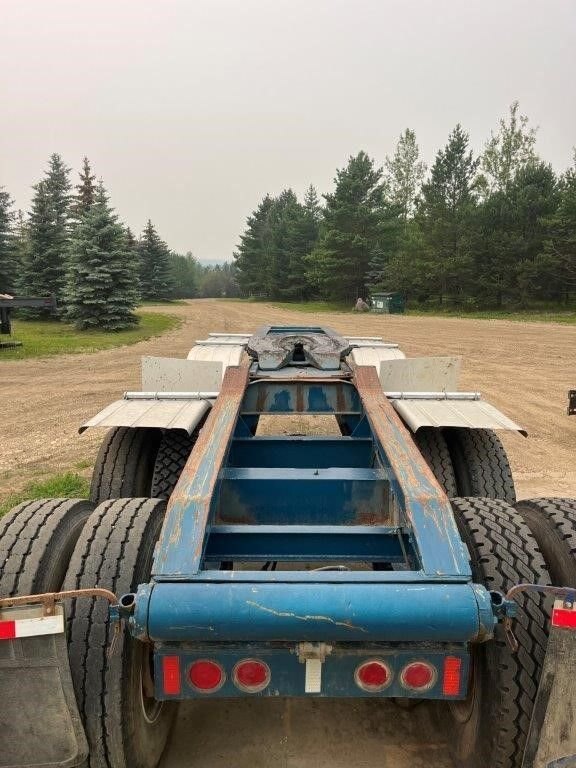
[1,300,575,767]
[2,299,575,500]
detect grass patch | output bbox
[270,300,350,313]
[406,307,576,324]
[139,299,188,306]
[1,311,180,360]
[0,472,90,518]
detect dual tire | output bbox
[3,495,576,768]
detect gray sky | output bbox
[1,0,575,261]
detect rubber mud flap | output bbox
[0,625,88,768]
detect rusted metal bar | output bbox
[153,361,251,577]
[0,588,118,616]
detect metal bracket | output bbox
[296,642,333,663]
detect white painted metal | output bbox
[79,397,211,434]
[0,605,65,640]
[187,343,244,374]
[125,391,218,400]
[392,398,526,435]
[349,347,406,367]
[386,392,480,400]
[379,357,461,392]
[142,356,223,392]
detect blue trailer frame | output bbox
[126,326,497,700]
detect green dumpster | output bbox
[370,292,405,314]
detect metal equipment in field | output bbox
[1,325,575,768]
[0,293,56,348]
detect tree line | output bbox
[0,157,235,330]
[234,103,576,308]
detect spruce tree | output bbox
[312,151,384,302]
[20,153,72,312]
[234,195,275,296]
[65,184,139,330]
[138,220,174,300]
[71,157,96,222]
[0,187,15,293]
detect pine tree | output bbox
[384,129,427,223]
[419,125,479,303]
[20,154,72,312]
[537,157,576,303]
[0,187,15,292]
[234,195,275,296]
[71,157,96,222]
[312,151,384,302]
[65,184,139,330]
[138,220,174,300]
[303,185,322,223]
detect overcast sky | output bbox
[1,0,575,261]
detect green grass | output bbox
[0,472,90,518]
[139,298,188,306]
[1,311,180,360]
[269,299,576,324]
[406,306,576,324]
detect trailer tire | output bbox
[151,429,197,499]
[90,427,162,504]
[445,428,516,503]
[515,497,576,585]
[64,498,175,768]
[444,497,550,768]
[413,428,458,496]
[0,498,94,595]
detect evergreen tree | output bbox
[71,157,96,222]
[169,251,199,298]
[12,211,29,293]
[418,125,479,302]
[537,156,576,303]
[65,184,139,330]
[0,187,15,292]
[234,195,275,296]
[303,184,322,223]
[312,151,384,302]
[138,220,174,300]
[481,101,538,194]
[384,128,427,223]
[20,153,72,312]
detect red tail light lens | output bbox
[162,655,181,695]
[233,659,271,692]
[355,660,391,692]
[188,660,225,692]
[400,661,436,691]
[442,656,462,696]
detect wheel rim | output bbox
[140,645,163,724]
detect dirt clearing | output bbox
[1,299,575,501]
[1,299,575,767]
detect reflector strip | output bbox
[305,658,322,693]
[552,600,576,630]
[442,656,462,696]
[162,655,181,695]
[0,614,64,641]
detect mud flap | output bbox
[0,605,88,768]
[522,600,576,768]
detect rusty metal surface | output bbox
[352,365,470,578]
[153,362,251,578]
[247,326,351,371]
[0,587,118,615]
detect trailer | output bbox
[0,325,575,768]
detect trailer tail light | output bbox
[233,659,271,693]
[552,601,576,629]
[162,655,181,695]
[442,656,462,696]
[188,660,225,693]
[355,660,391,692]
[400,661,436,692]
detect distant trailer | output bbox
[0,294,56,348]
